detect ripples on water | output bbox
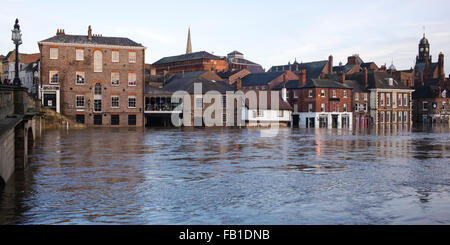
[0,126,449,224]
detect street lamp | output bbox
[11,18,22,87]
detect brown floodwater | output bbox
[0,125,449,224]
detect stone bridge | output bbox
[0,85,42,186]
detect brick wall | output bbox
[40,43,145,127]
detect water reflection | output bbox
[0,126,449,224]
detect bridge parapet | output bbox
[0,85,42,185]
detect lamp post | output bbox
[11,18,22,87]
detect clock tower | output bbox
[417,33,430,63]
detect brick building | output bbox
[226,51,264,73]
[411,33,450,124]
[348,71,414,130]
[152,28,227,75]
[296,75,353,128]
[38,26,146,127]
[240,70,299,91]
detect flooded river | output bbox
[0,126,449,224]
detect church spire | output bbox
[186,27,192,54]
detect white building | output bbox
[243,88,293,127]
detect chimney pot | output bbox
[88,25,92,40]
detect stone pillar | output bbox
[337,114,342,128]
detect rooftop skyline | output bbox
[1,0,449,74]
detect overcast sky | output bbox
[1,0,449,75]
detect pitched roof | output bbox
[216,69,245,79]
[241,72,283,86]
[153,51,223,65]
[39,34,143,47]
[333,64,357,74]
[228,50,243,56]
[269,60,328,79]
[272,80,300,90]
[347,71,412,90]
[2,51,40,64]
[302,79,351,89]
[343,80,367,93]
[413,85,442,99]
[228,57,264,73]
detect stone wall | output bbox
[0,128,15,185]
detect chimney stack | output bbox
[328,55,333,74]
[56,29,65,36]
[438,52,444,79]
[298,69,307,87]
[363,68,368,89]
[88,25,92,40]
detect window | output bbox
[321,89,325,97]
[321,103,325,112]
[393,112,396,123]
[332,90,336,98]
[364,93,368,101]
[343,90,347,98]
[380,112,385,123]
[355,93,359,101]
[380,93,385,106]
[112,50,120,63]
[50,47,58,59]
[49,71,59,84]
[93,115,102,125]
[403,94,408,106]
[128,96,137,108]
[111,96,120,108]
[386,93,391,106]
[76,114,85,124]
[386,111,390,123]
[294,91,298,98]
[49,70,59,84]
[129,51,137,63]
[76,95,85,108]
[94,83,102,95]
[332,103,338,112]
[293,104,298,113]
[398,111,402,123]
[364,103,367,111]
[111,115,120,125]
[76,71,85,85]
[94,50,103,72]
[309,90,313,97]
[128,115,136,125]
[343,103,347,112]
[422,101,428,111]
[76,49,84,61]
[111,72,120,86]
[398,94,402,106]
[404,111,408,123]
[308,103,313,113]
[128,72,137,86]
[94,99,102,112]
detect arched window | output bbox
[94,50,103,72]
